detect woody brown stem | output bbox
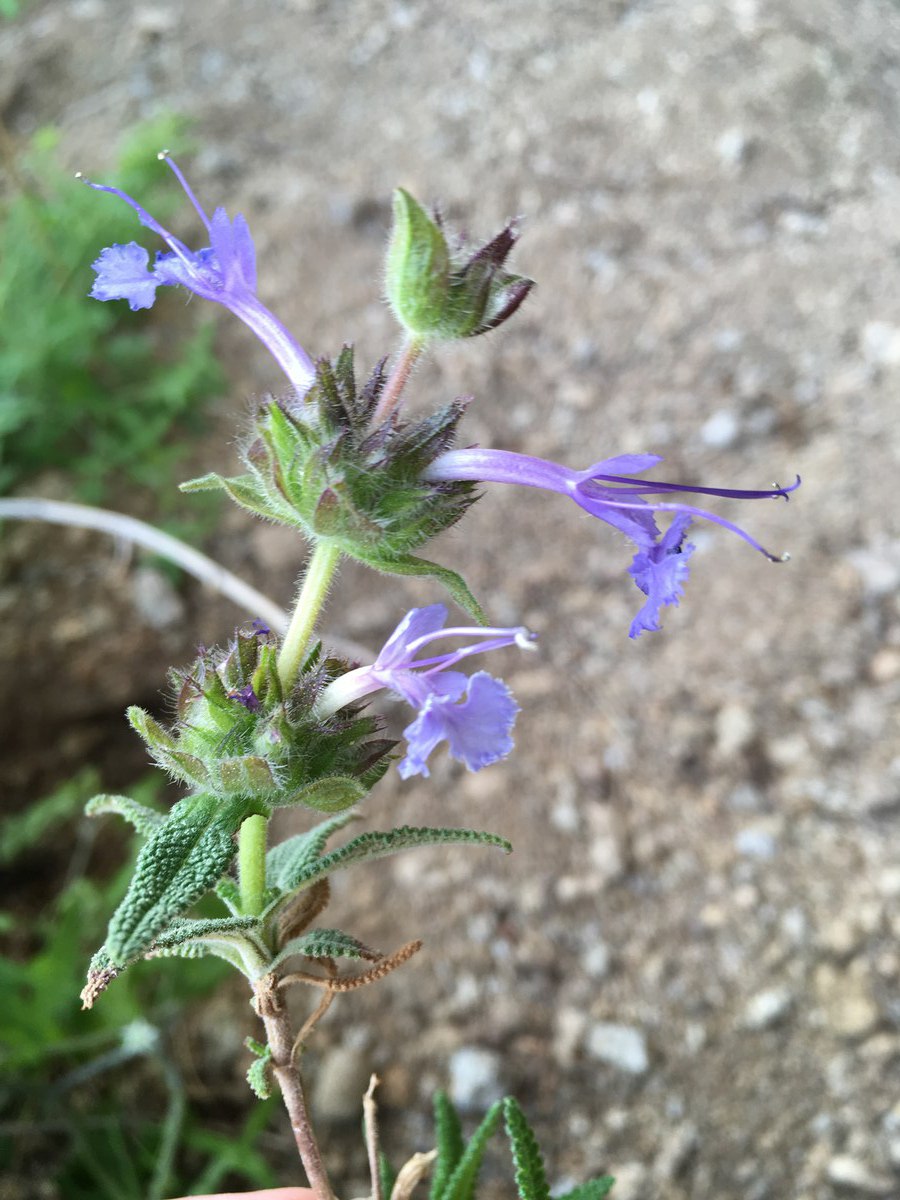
[254,974,336,1200]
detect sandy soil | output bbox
[2,2,900,1198]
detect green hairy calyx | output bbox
[182,347,485,620]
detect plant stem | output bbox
[372,335,426,426]
[238,813,268,915]
[277,540,342,692]
[254,975,336,1200]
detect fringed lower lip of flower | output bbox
[423,449,801,638]
[316,604,537,779]
[80,153,316,397]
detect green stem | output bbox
[276,540,342,692]
[238,813,268,916]
[371,334,427,425]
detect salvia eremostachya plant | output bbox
[75,153,799,1198]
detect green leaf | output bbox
[104,793,265,968]
[280,775,367,814]
[502,1098,550,1200]
[150,915,261,950]
[85,792,166,837]
[555,1178,616,1200]
[181,471,277,524]
[440,1100,502,1200]
[265,810,361,892]
[431,1092,465,1200]
[245,1039,273,1100]
[379,1152,397,1200]
[290,826,512,892]
[179,471,230,493]
[357,550,486,624]
[216,876,243,914]
[269,927,379,973]
[385,188,450,336]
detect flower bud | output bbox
[385,188,533,340]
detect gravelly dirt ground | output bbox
[3,2,900,1198]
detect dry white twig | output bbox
[0,497,373,659]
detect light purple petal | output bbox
[628,514,695,638]
[398,671,518,779]
[375,604,448,670]
[89,243,161,311]
[574,479,660,546]
[209,207,257,292]
[152,246,215,292]
[578,454,664,478]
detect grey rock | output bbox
[586,1022,649,1075]
[734,825,778,861]
[741,986,793,1030]
[313,1045,372,1123]
[826,1155,894,1195]
[815,963,880,1039]
[448,1046,503,1113]
[700,409,740,449]
[654,1121,699,1180]
[130,565,185,629]
[583,940,611,980]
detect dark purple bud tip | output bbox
[468,222,518,269]
[250,618,271,637]
[228,684,261,712]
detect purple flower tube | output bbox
[317,604,536,779]
[84,154,316,397]
[424,448,800,638]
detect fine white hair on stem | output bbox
[0,497,372,660]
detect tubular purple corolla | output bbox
[83,154,316,397]
[316,605,536,778]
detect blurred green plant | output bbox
[373,1091,615,1200]
[0,114,224,502]
[0,770,278,1199]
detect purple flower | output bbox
[228,684,260,712]
[316,604,536,779]
[424,449,799,638]
[83,154,315,396]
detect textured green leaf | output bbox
[85,792,165,837]
[291,826,512,891]
[431,1092,465,1200]
[182,471,281,523]
[127,705,177,751]
[356,550,486,624]
[280,775,366,814]
[179,471,229,493]
[555,1178,615,1200]
[502,1098,550,1200]
[150,915,261,950]
[269,927,380,973]
[378,1152,397,1200]
[265,810,360,891]
[105,793,264,967]
[441,1100,502,1200]
[245,1039,273,1099]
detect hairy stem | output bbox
[254,975,336,1200]
[372,335,427,426]
[277,541,342,692]
[238,813,269,915]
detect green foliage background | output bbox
[0,113,223,502]
[0,771,280,1199]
